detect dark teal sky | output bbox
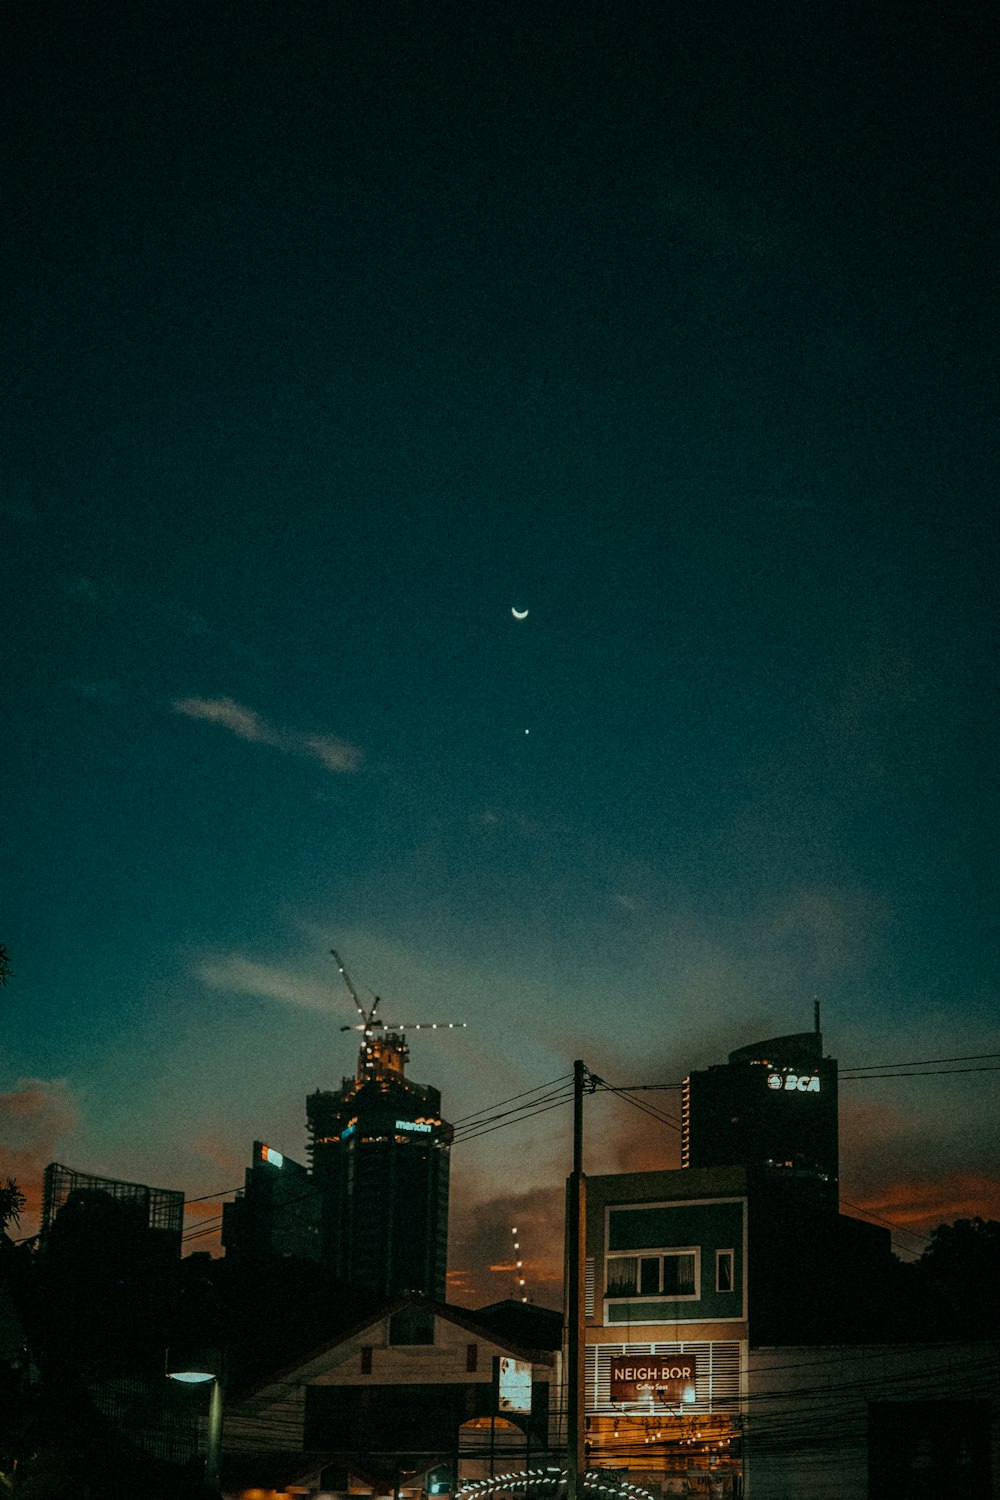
[3,0,997,1298]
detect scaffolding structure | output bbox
[41,1161,184,1245]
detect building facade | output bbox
[223,1294,561,1497]
[582,1167,749,1500]
[221,1140,322,1264]
[307,1029,453,1299]
[579,1005,1000,1500]
[682,1030,838,1200]
[579,1164,1000,1500]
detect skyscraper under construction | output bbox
[306,957,455,1300]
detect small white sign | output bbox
[498,1356,532,1414]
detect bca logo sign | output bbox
[767,1071,821,1093]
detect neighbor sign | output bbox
[610,1355,697,1405]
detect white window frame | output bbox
[605,1246,701,1303]
[716,1248,734,1293]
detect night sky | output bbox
[3,0,997,1305]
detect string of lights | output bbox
[511,1224,528,1301]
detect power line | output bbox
[839,1199,935,1250]
[613,1049,1000,1095]
[841,1064,1000,1079]
[454,1089,576,1144]
[589,1075,683,1133]
[453,1085,576,1141]
[840,1050,1000,1073]
[184,1185,241,1206]
[454,1073,575,1125]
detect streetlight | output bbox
[166,1346,225,1492]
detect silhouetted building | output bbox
[222,1141,322,1264]
[41,1161,184,1262]
[36,1163,184,1370]
[682,1027,838,1198]
[307,1028,452,1299]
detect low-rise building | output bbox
[222,1293,562,1498]
[580,1164,999,1500]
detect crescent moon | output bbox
[511,607,529,620]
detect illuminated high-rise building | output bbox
[307,1026,453,1299]
[682,1025,839,1198]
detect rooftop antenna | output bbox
[814,996,821,1035]
[330,948,467,1081]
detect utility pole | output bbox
[566,1060,587,1500]
[205,1374,224,1493]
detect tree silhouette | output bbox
[918,1217,1000,1335]
[0,1178,26,1233]
[0,942,11,985]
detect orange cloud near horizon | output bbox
[849,1171,1000,1231]
[0,1077,81,1238]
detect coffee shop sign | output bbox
[610,1356,697,1405]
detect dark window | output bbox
[389,1305,435,1345]
[639,1256,660,1294]
[716,1250,734,1293]
[466,1343,478,1372]
[360,1345,373,1373]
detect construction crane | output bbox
[330,948,466,1080]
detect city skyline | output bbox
[3,0,997,1306]
[6,987,997,1306]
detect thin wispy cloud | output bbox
[197,954,335,1011]
[176,696,274,744]
[852,1172,1000,1228]
[173,696,362,773]
[305,734,362,773]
